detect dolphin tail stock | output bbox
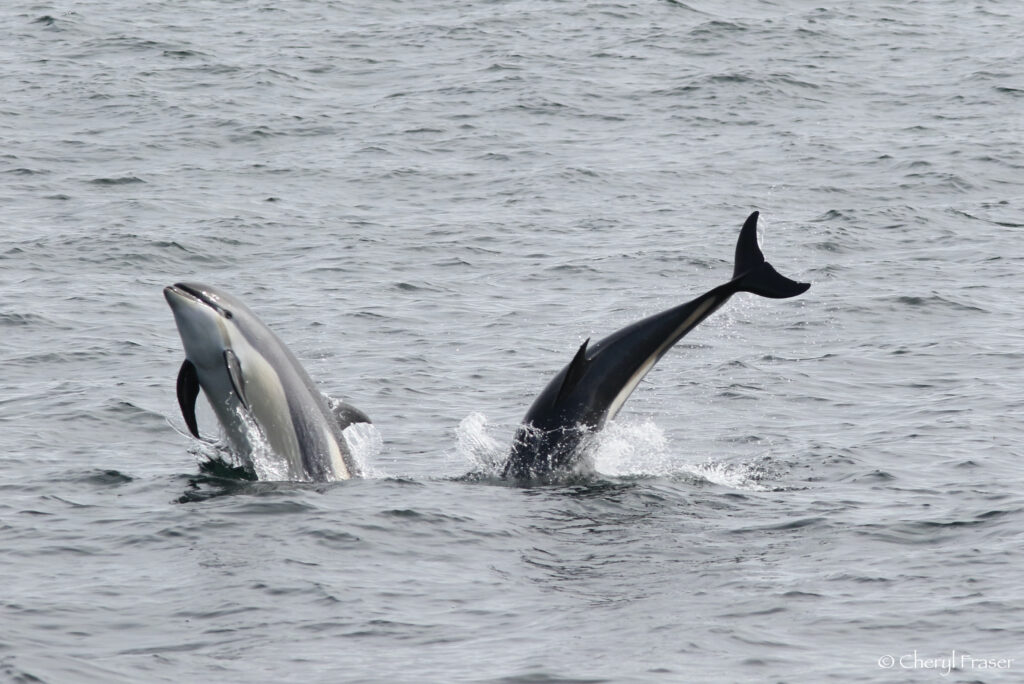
[730,211,810,299]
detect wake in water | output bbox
[453,412,787,491]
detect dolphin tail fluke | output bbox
[731,211,810,299]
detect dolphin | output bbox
[164,282,370,481]
[502,211,810,480]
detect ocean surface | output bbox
[2,1,1023,682]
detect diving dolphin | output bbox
[502,211,810,480]
[164,283,370,481]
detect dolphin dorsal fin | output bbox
[555,338,591,404]
[331,400,372,431]
[224,350,248,409]
[176,359,201,438]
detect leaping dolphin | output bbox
[502,211,810,480]
[164,283,370,481]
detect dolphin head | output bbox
[163,282,248,367]
[164,282,264,452]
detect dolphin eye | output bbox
[224,310,233,319]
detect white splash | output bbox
[343,421,387,478]
[194,398,384,482]
[187,404,288,481]
[589,418,674,477]
[682,459,774,492]
[453,412,507,475]
[230,402,292,481]
[450,412,786,490]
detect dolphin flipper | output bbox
[331,400,372,431]
[731,211,810,299]
[224,350,248,409]
[176,359,201,438]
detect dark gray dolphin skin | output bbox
[502,211,810,480]
[164,283,370,481]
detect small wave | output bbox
[892,294,986,313]
[690,20,747,37]
[0,311,56,327]
[4,167,47,176]
[228,499,321,516]
[852,511,1014,546]
[663,0,700,10]
[87,176,146,185]
[73,469,134,486]
[394,281,442,292]
[994,85,1024,97]
[162,49,206,59]
[729,516,828,534]
[102,399,167,427]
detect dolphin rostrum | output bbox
[502,211,810,480]
[164,283,370,481]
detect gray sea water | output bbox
[3,1,1023,682]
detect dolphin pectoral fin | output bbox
[331,400,372,431]
[176,359,201,438]
[223,350,248,409]
[555,338,592,405]
[732,211,810,299]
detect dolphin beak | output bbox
[164,284,232,319]
[164,286,205,319]
[165,283,204,303]
[164,284,189,307]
